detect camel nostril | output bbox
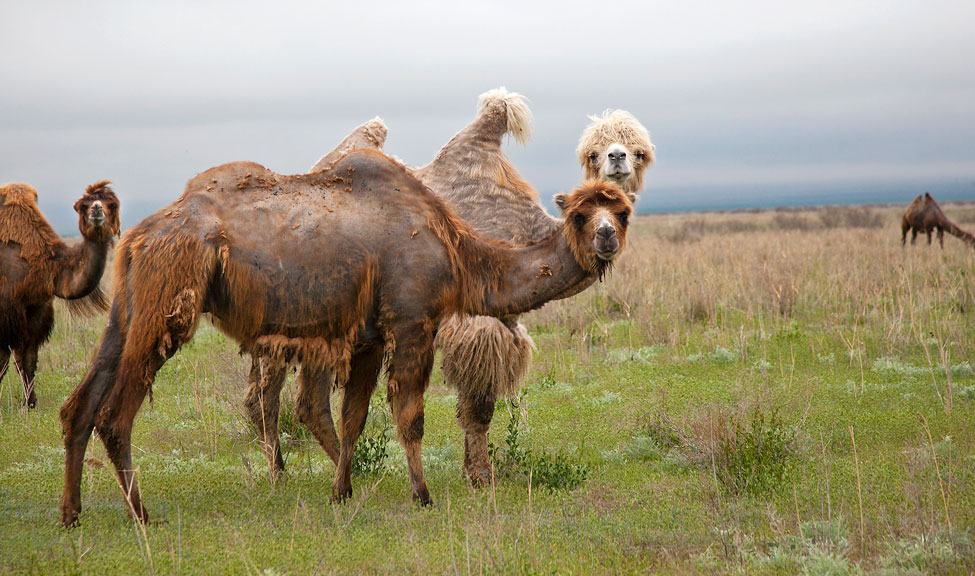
[597,224,616,238]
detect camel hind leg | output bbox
[386,320,436,506]
[331,343,383,503]
[94,287,203,524]
[295,365,340,465]
[244,358,287,479]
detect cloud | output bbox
[2,1,974,232]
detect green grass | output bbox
[2,210,975,574]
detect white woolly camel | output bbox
[246,90,654,486]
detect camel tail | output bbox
[477,87,533,146]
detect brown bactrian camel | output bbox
[243,116,391,479]
[59,149,633,526]
[243,90,655,487]
[1,181,120,408]
[901,192,975,248]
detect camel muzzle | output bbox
[88,201,105,225]
[594,223,620,260]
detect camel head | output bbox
[554,180,632,279]
[576,110,654,201]
[74,180,120,242]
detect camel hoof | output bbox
[465,466,492,488]
[331,486,352,504]
[61,510,81,529]
[413,488,433,507]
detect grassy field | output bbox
[2,203,975,575]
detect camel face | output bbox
[576,110,654,199]
[555,181,632,275]
[73,182,120,242]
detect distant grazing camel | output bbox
[1,181,120,408]
[901,192,975,248]
[244,90,655,486]
[59,149,632,526]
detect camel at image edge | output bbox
[58,149,633,526]
[245,89,655,486]
[0,181,120,408]
[901,192,975,248]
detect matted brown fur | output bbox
[1,180,120,407]
[59,149,632,525]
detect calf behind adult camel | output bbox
[60,149,632,526]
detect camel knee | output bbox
[157,289,200,358]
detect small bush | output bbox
[490,399,589,492]
[350,397,392,476]
[715,407,796,495]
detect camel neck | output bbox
[458,228,594,318]
[55,237,110,299]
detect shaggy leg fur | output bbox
[295,365,340,466]
[332,344,383,503]
[60,302,124,526]
[244,358,287,478]
[437,315,533,487]
[387,322,436,506]
[911,229,918,245]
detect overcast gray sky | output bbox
[2,1,974,232]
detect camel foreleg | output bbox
[60,302,125,527]
[438,315,533,487]
[94,288,202,524]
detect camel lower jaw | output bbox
[595,249,619,262]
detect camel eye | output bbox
[617,210,630,227]
[107,202,117,210]
[572,212,587,228]
[588,152,598,162]
[635,151,645,161]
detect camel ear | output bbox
[73,198,83,214]
[554,193,569,214]
[625,191,637,204]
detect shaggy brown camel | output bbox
[59,149,632,526]
[901,192,975,248]
[244,90,654,487]
[1,181,120,408]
